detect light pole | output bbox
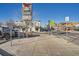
[65,16,69,37]
[10,28,12,46]
[7,20,14,47]
[10,26,13,46]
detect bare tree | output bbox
[6,19,16,28]
[0,22,3,27]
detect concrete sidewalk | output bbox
[0,34,79,56]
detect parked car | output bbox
[0,26,27,40]
[0,27,10,40]
[0,27,19,40]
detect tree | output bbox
[6,19,16,28]
[0,22,3,27]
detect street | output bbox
[52,31,79,45]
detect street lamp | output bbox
[65,16,69,37]
[10,27,13,46]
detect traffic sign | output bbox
[65,16,69,22]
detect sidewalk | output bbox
[0,34,79,56]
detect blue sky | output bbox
[0,3,79,26]
[32,3,79,26]
[0,3,22,22]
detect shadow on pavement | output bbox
[0,48,14,56]
[0,41,8,44]
[28,35,40,38]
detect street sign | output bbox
[22,3,32,21]
[65,16,69,22]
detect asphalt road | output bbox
[52,31,79,45]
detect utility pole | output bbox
[65,16,69,37]
[10,27,13,46]
[7,20,13,46]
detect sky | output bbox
[0,3,79,26]
[0,3,22,22]
[32,3,79,26]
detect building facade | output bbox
[58,22,79,31]
[31,20,40,32]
